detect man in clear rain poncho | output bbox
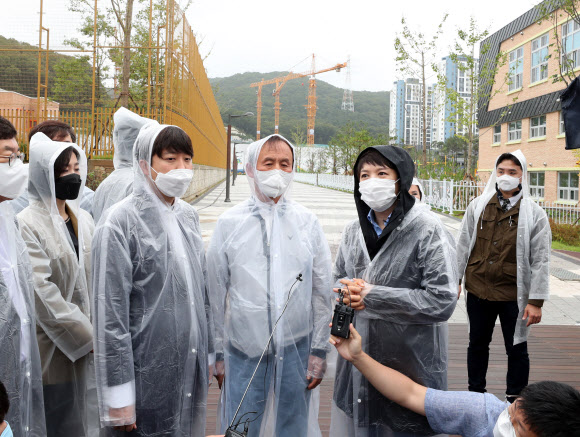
[92,108,152,223]
[330,146,457,437]
[0,116,46,436]
[17,132,95,436]
[456,150,551,402]
[207,134,332,437]
[92,122,214,436]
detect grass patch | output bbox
[549,219,580,247]
[552,240,580,252]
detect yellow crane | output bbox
[250,54,347,145]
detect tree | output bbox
[330,121,384,174]
[434,17,514,178]
[394,14,448,166]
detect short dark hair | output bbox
[518,381,580,436]
[355,148,396,179]
[497,153,522,170]
[54,146,80,180]
[29,120,77,143]
[0,380,9,423]
[0,116,17,141]
[151,126,193,160]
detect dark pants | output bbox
[43,382,86,437]
[466,292,529,396]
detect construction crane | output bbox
[250,54,347,145]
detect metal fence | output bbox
[0,0,226,167]
[295,173,580,224]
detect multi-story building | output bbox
[433,56,479,145]
[478,3,578,203]
[389,78,435,151]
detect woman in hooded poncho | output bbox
[330,146,457,436]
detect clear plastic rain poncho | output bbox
[16,133,95,436]
[330,146,457,437]
[456,150,551,345]
[0,202,46,437]
[92,122,213,436]
[207,134,332,437]
[92,107,153,223]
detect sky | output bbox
[2,0,539,92]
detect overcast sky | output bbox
[2,0,539,92]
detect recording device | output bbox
[331,285,355,339]
[225,273,304,437]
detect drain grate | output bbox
[550,267,580,281]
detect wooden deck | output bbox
[206,324,580,436]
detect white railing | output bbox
[538,201,580,225]
[295,174,580,224]
[418,178,486,214]
[294,173,354,192]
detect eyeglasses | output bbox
[0,152,24,167]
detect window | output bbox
[560,111,566,135]
[509,47,524,91]
[558,172,579,201]
[562,20,580,71]
[531,33,549,83]
[529,172,545,199]
[508,120,522,141]
[493,125,501,144]
[530,115,547,138]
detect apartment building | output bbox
[389,78,435,150]
[433,55,479,145]
[478,3,578,203]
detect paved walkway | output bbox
[197,176,580,436]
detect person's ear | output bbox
[139,160,151,178]
[246,163,254,178]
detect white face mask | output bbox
[0,160,28,200]
[497,174,521,192]
[255,169,293,199]
[151,167,193,198]
[359,177,399,212]
[493,407,517,437]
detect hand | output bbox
[523,304,542,327]
[457,284,462,300]
[214,361,225,389]
[306,355,326,390]
[109,406,136,431]
[329,323,362,363]
[114,423,137,432]
[333,279,368,311]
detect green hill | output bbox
[0,35,101,109]
[210,72,389,144]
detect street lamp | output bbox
[225,112,253,202]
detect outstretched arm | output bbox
[329,324,427,416]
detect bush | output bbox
[86,167,110,191]
[549,219,580,246]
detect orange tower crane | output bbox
[250,54,347,145]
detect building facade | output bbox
[389,78,435,150]
[433,56,479,145]
[478,3,578,203]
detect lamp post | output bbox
[232,143,238,186]
[225,112,253,202]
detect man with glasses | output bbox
[0,115,46,436]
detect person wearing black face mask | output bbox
[17,134,96,437]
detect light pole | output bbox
[232,143,238,186]
[225,112,253,202]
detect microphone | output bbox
[225,273,304,436]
